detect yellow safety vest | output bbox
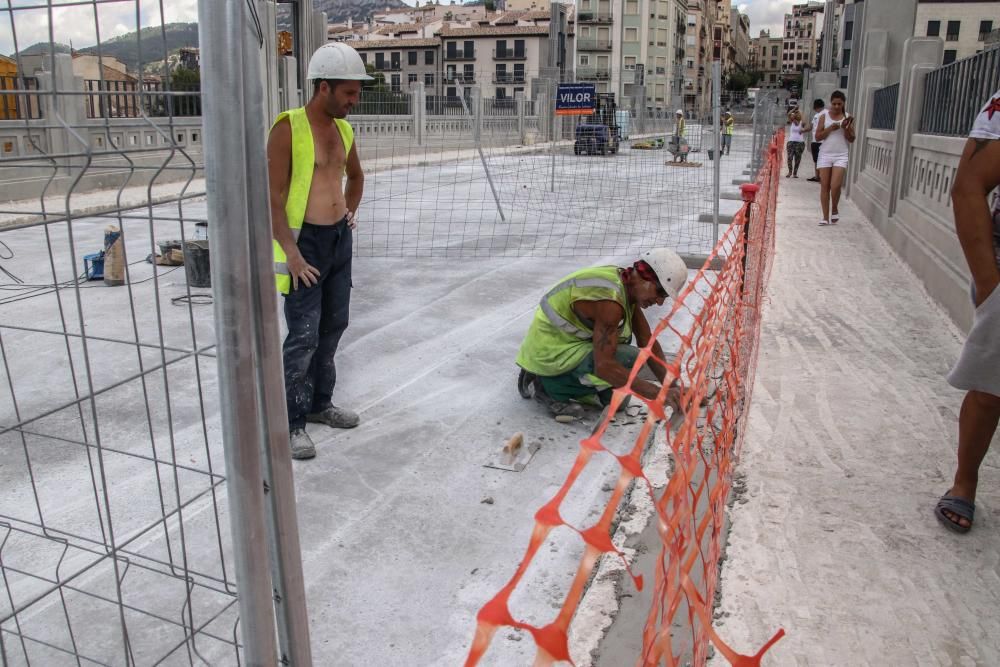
[271,107,355,294]
[724,116,734,135]
[516,266,634,377]
[676,117,686,137]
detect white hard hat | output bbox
[307,43,373,81]
[675,109,683,115]
[639,247,688,299]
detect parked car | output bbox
[574,124,619,155]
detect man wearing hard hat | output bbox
[671,109,687,163]
[266,43,372,459]
[515,248,689,422]
[721,109,734,156]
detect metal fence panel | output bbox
[919,47,1000,136]
[871,82,899,131]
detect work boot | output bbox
[531,379,586,422]
[290,429,316,460]
[307,405,361,429]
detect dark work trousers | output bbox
[282,220,352,431]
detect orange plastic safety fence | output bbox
[466,131,788,666]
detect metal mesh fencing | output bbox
[351,68,754,260]
[0,2,253,664]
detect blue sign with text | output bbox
[555,83,597,116]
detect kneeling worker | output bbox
[516,248,689,421]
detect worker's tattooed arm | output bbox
[631,304,669,385]
[584,300,661,402]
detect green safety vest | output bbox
[516,266,634,377]
[724,116,734,135]
[271,107,355,294]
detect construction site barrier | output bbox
[466,131,787,666]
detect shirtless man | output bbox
[266,43,372,459]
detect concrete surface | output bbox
[0,129,751,664]
[712,171,1000,665]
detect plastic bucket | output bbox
[183,240,211,288]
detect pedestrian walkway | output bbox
[712,174,1000,664]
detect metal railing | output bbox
[444,51,476,61]
[919,47,1000,136]
[871,82,899,131]
[578,11,613,23]
[357,88,412,115]
[492,72,526,84]
[576,39,612,51]
[492,48,527,60]
[0,76,42,120]
[577,66,612,81]
[84,80,202,119]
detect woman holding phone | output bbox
[786,108,807,178]
[813,90,855,226]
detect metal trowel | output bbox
[484,432,540,472]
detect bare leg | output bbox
[818,167,831,221]
[830,166,846,217]
[943,390,1000,528]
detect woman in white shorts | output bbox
[813,90,856,225]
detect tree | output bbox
[726,71,754,92]
[169,66,200,116]
[171,66,200,89]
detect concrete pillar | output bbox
[538,91,551,140]
[845,30,888,197]
[810,72,839,110]
[278,56,298,111]
[848,0,919,100]
[411,82,426,145]
[261,0,281,122]
[889,36,943,217]
[515,90,526,144]
[37,54,85,173]
[313,10,328,54]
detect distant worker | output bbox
[515,249,689,421]
[266,43,372,459]
[671,109,688,163]
[720,110,734,156]
[934,87,1000,533]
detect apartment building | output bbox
[439,25,554,102]
[731,8,751,73]
[782,1,823,82]
[575,0,615,93]
[354,39,442,95]
[613,0,685,113]
[914,0,997,64]
[713,1,731,76]
[682,0,716,111]
[837,0,861,90]
[751,29,783,87]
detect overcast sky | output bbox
[3,0,792,60]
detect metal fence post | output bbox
[472,85,483,144]
[198,1,282,664]
[712,61,721,246]
[242,1,315,663]
[516,90,526,144]
[411,82,425,146]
